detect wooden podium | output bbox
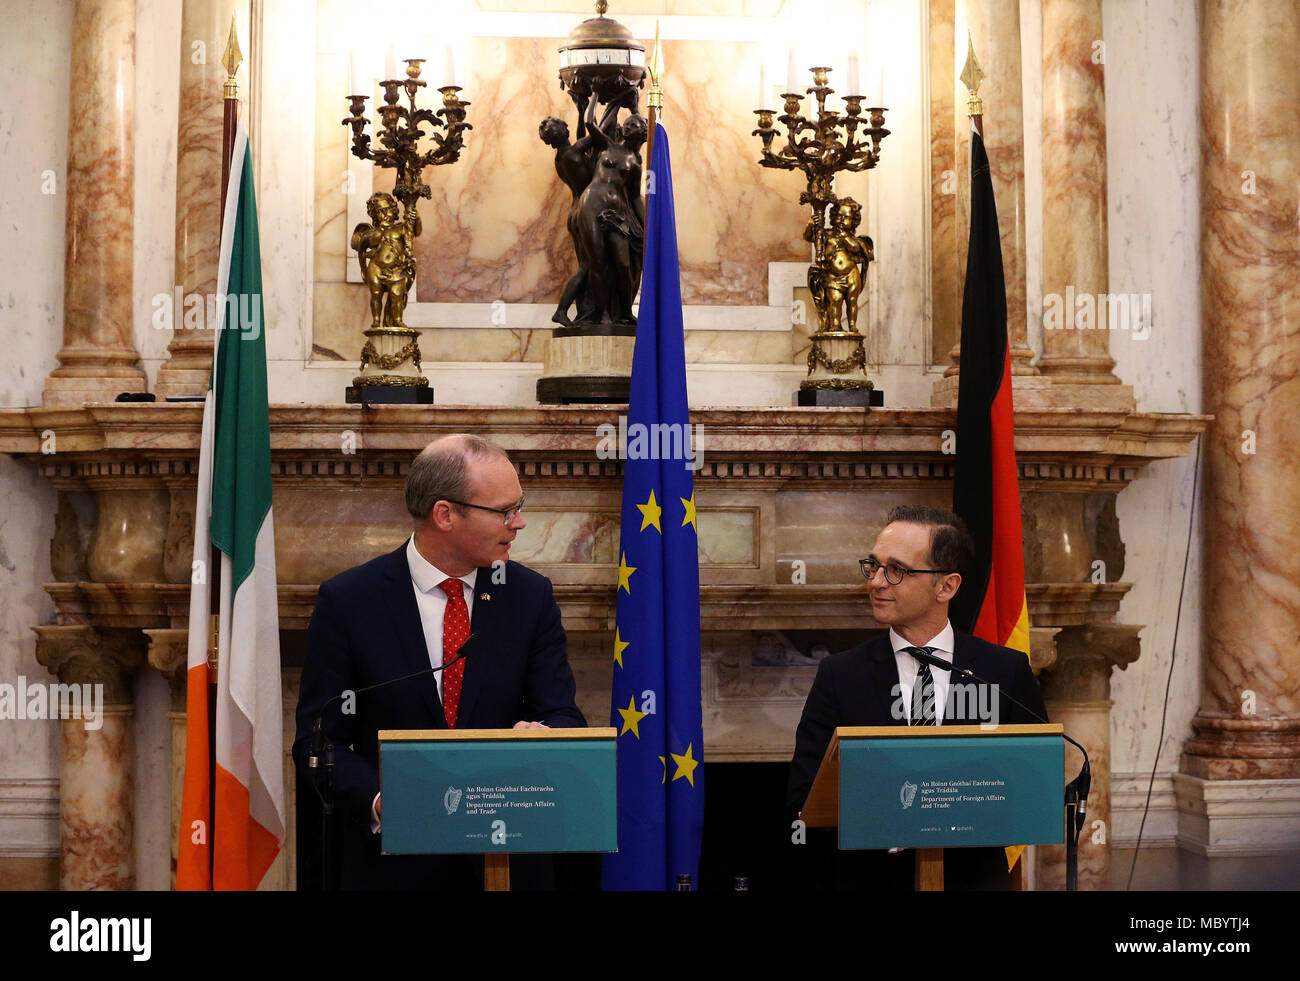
[378,727,617,891]
[800,724,1064,891]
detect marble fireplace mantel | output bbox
[0,402,1206,648]
[1,402,1205,889]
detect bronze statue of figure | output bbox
[539,90,601,326]
[351,191,421,329]
[805,196,873,332]
[539,76,646,327]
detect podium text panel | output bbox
[839,734,1063,849]
[381,738,616,854]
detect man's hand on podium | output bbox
[513,721,549,729]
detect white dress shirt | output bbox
[374,538,479,831]
[890,621,956,725]
[405,535,477,700]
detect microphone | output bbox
[907,646,1053,730]
[904,645,1092,825]
[308,632,480,770]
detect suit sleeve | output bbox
[787,656,840,813]
[521,577,586,727]
[292,580,381,822]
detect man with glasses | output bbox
[787,504,1047,890]
[294,433,585,889]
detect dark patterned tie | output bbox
[904,646,939,726]
[439,578,469,728]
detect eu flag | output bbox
[601,122,704,890]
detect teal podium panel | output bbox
[379,730,617,855]
[839,731,1063,850]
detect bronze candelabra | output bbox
[754,65,889,405]
[341,58,472,404]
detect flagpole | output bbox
[960,31,984,138]
[645,24,663,189]
[221,17,242,221]
[206,18,242,888]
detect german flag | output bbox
[950,122,1031,873]
[950,120,1030,656]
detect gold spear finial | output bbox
[222,16,242,99]
[647,21,664,112]
[959,30,983,117]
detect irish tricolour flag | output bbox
[178,127,285,890]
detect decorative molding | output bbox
[44,580,1132,637]
[0,404,1207,472]
[0,778,60,859]
[1111,771,1179,848]
[1173,773,1300,857]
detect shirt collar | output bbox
[888,621,955,659]
[406,536,478,594]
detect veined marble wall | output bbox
[0,0,71,887]
[1101,0,1202,847]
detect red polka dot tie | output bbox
[439,578,469,728]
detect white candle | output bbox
[846,49,860,95]
[786,44,798,93]
[758,63,768,107]
[385,40,397,81]
[443,43,456,88]
[349,52,361,96]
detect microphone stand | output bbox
[306,633,478,891]
[909,647,1091,891]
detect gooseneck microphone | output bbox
[905,645,1092,890]
[307,631,480,771]
[306,632,480,892]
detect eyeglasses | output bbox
[859,557,954,585]
[443,497,525,526]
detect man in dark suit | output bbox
[293,434,585,890]
[787,504,1047,890]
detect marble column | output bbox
[1037,0,1134,410]
[145,628,188,888]
[34,626,145,890]
[1183,1,1300,853]
[929,0,960,366]
[153,0,241,399]
[934,0,1044,407]
[1037,625,1139,890]
[43,0,148,407]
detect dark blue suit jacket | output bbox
[787,629,1048,890]
[292,543,585,889]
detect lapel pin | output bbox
[480,592,490,601]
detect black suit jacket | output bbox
[787,630,1048,891]
[292,544,585,889]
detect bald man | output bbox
[293,434,585,890]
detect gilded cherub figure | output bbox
[805,196,874,332]
[351,191,421,329]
